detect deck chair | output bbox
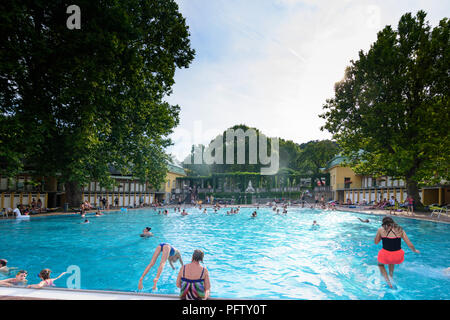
[430,204,449,220]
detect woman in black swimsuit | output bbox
[374,217,420,288]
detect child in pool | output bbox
[140,227,153,237]
[27,269,67,288]
[0,270,28,286]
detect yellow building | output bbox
[325,155,449,206]
[163,160,187,203]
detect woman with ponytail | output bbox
[374,216,420,288]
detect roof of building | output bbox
[325,154,347,171]
[108,156,186,177]
[167,157,186,176]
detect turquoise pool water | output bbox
[0,207,449,299]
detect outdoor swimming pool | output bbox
[1,207,449,299]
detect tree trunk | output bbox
[405,177,423,209]
[65,181,82,208]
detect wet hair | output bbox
[39,269,51,280]
[145,227,151,231]
[17,270,27,276]
[382,216,403,232]
[192,249,204,262]
[0,259,6,267]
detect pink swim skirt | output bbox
[378,248,404,265]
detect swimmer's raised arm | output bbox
[52,272,67,281]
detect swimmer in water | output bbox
[83,219,89,224]
[138,243,183,291]
[0,270,28,287]
[95,210,104,216]
[0,259,18,275]
[140,227,153,238]
[27,269,67,288]
[251,211,257,218]
[358,218,370,223]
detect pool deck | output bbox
[0,286,180,300]
[2,204,447,223]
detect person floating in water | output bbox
[0,259,18,275]
[357,218,370,223]
[27,269,67,288]
[95,210,104,217]
[374,216,420,288]
[140,227,153,238]
[0,270,28,286]
[138,243,183,291]
[311,220,320,230]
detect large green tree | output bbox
[296,140,339,175]
[320,11,449,207]
[0,0,195,206]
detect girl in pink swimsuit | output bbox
[27,269,67,288]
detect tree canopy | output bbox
[0,0,195,205]
[182,124,339,177]
[320,11,449,205]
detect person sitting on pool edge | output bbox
[27,269,67,288]
[138,243,184,291]
[0,270,28,287]
[177,249,211,300]
[140,227,153,238]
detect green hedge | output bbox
[197,191,304,204]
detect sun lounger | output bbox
[430,204,449,220]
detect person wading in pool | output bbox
[138,243,183,291]
[374,216,420,288]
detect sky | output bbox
[164,0,449,162]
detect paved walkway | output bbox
[2,204,449,223]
